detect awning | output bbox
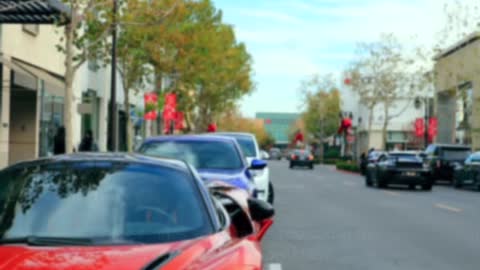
[0,0,70,24]
[1,56,65,97]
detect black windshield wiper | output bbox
[0,236,94,246]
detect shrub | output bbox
[324,148,341,159]
[323,159,339,165]
[336,161,360,173]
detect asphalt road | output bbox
[262,161,480,270]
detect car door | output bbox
[463,156,474,184]
[376,154,389,180]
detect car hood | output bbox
[197,169,252,192]
[0,234,226,270]
[197,169,245,181]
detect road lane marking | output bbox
[384,191,400,197]
[435,203,463,213]
[268,263,282,270]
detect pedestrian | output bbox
[53,126,66,155]
[360,152,367,175]
[79,130,98,152]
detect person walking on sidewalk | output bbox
[79,130,98,152]
[53,126,66,155]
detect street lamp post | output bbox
[108,0,118,151]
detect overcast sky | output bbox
[212,0,468,117]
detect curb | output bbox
[336,169,361,175]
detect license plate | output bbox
[403,172,417,177]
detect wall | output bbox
[9,89,37,164]
[434,33,480,149]
[2,25,65,75]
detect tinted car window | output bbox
[293,150,311,157]
[0,162,213,244]
[140,141,244,170]
[441,149,471,160]
[388,154,421,162]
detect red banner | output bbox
[414,118,425,137]
[175,112,185,130]
[163,93,177,123]
[338,118,352,135]
[207,123,217,133]
[294,132,304,143]
[428,117,438,141]
[144,93,158,121]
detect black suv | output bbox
[424,144,471,183]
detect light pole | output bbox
[108,0,118,151]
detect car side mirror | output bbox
[251,159,267,170]
[247,198,274,242]
[248,197,275,222]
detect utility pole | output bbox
[424,97,429,149]
[108,0,118,151]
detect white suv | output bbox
[215,132,274,204]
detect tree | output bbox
[58,0,112,152]
[116,0,179,151]
[218,107,270,147]
[299,74,341,162]
[143,0,254,133]
[347,33,420,150]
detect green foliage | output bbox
[336,161,360,173]
[324,148,341,159]
[260,134,276,150]
[299,74,341,141]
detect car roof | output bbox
[3,152,190,172]
[214,132,255,139]
[429,144,471,149]
[389,151,421,155]
[144,135,237,144]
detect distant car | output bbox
[261,150,270,160]
[212,132,274,205]
[366,151,432,190]
[0,153,274,270]
[453,152,480,190]
[269,148,282,160]
[424,144,471,183]
[289,149,315,169]
[138,135,266,196]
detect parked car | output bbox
[289,149,315,169]
[138,135,266,197]
[453,152,480,190]
[212,132,274,205]
[269,147,283,160]
[0,153,274,269]
[424,144,471,183]
[261,150,270,160]
[366,151,432,190]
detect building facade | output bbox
[341,87,428,155]
[434,32,480,150]
[256,112,300,146]
[0,23,145,168]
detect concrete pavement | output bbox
[263,161,480,270]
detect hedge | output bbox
[322,159,339,165]
[336,161,360,173]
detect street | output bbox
[263,161,480,270]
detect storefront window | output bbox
[39,82,64,157]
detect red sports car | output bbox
[0,153,274,270]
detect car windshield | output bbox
[388,154,421,162]
[0,162,213,245]
[441,149,471,160]
[140,141,244,170]
[219,135,257,158]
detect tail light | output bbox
[308,155,314,161]
[291,155,297,160]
